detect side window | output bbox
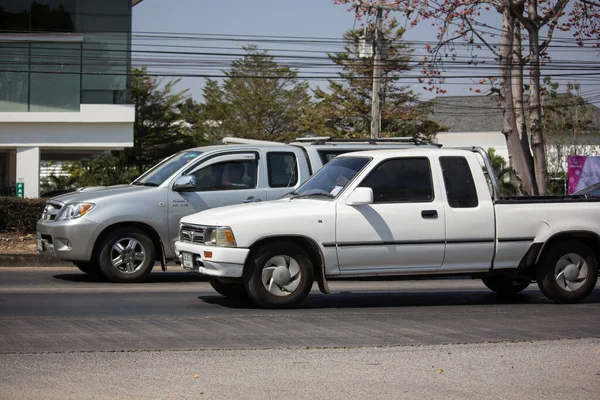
[359,157,434,203]
[190,160,258,191]
[440,156,479,208]
[267,152,298,188]
[318,150,351,165]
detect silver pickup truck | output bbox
[37,137,436,282]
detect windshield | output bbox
[132,151,202,186]
[289,156,371,199]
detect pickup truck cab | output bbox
[37,137,435,283]
[176,147,599,308]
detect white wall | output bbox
[436,131,509,161]
[16,147,40,198]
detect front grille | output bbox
[41,202,63,221]
[180,224,205,244]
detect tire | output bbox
[481,275,530,295]
[209,278,248,299]
[98,228,156,283]
[537,240,599,303]
[73,261,103,278]
[244,241,314,309]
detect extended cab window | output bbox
[190,160,258,191]
[359,157,434,203]
[267,152,298,188]
[439,156,479,208]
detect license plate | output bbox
[36,238,44,252]
[182,252,194,269]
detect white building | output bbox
[0,0,144,197]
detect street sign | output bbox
[16,182,24,198]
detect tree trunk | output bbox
[511,22,538,195]
[499,5,537,195]
[526,2,548,195]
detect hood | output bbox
[180,198,334,227]
[48,184,156,204]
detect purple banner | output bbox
[568,155,600,194]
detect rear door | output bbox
[438,155,495,270]
[264,150,301,200]
[167,152,266,253]
[335,156,447,272]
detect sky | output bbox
[131,0,600,105]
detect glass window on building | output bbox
[0,1,77,32]
[0,42,29,111]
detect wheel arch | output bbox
[247,235,329,294]
[92,221,165,266]
[520,231,600,274]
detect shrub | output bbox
[0,197,46,233]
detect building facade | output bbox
[0,0,142,197]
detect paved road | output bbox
[1,267,599,399]
[1,267,599,353]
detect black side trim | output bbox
[498,237,535,243]
[323,238,527,248]
[447,238,495,244]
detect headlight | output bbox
[57,203,95,220]
[204,227,237,247]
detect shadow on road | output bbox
[198,289,600,310]
[53,272,209,284]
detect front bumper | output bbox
[175,241,250,278]
[36,218,100,262]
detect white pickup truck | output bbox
[176,147,599,308]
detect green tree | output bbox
[129,67,200,174]
[311,22,445,141]
[199,46,312,142]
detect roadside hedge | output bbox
[0,197,46,233]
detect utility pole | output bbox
[370,0,383,139]
[354,1,411,139]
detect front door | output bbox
[167,152,266,253]
[335,157,446,273]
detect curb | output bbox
[0,253,70,267]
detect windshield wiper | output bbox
[290,192,334,200]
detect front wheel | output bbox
[481,275,530,295]
[98,228,156,283]
[537,240,599,303]
[244,242,314,309]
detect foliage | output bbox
[128,67,202,174]
[67,153,140,187]
[199,46,312,142]
[487,148,517,196]
[311,24,445,141]
[0,197,46,233]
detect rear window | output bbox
[267,152,298,188]
[440,156,479,208]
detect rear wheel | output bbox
[537,240,599,303]
[481,275,530,295]
[209,278,248,299]
[244,242,314,309]
[73,261,103,278]
[98,228,156,283]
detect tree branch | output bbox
[540,0,570,27]
[539,17,559,53]
[465,17,500,57]
[580,0,600,6]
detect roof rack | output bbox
[292,136,442,147]
[221,137,285,146]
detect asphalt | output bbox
[1,267,599,399]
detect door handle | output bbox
[243,196,262,203]
[421,210,438,219]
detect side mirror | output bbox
[173,175,197,192]
[346,187,373,206]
